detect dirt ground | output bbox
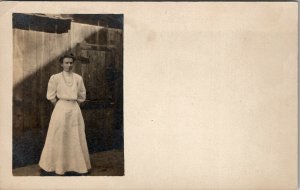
[13,149,124,176]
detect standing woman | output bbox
[39,54,91,175]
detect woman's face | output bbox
[61,57,73,72]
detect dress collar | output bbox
[62,71,73,76]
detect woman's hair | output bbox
[59,53,76,63]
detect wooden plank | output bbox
[70,23,82,74]
[54,32,62,73]
[108,29,123,130]
[22,30,38,129]
[41,32,52,133]
[86,24,95,44]
[89,50,97,100]
[83,108,114,145]
[48,32,59,75]
[35,31,46,130]
[13,29,25,87]
[70,22,77,48]
[62,32,70,55]
[13,29,25,136]
[31,30,39,129]
[13,29,25,101]
[97,28,107,45]
[85,50,94,99]
[96,51,106,99]
[56,32,64,73]
[83,50,107,100]
[13,29,25,168]
[105,51,114,99]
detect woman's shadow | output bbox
[40,169,89,176]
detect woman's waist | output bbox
[56,95,77,101]
[58,98,77,102]
[56,99,79,108]
[56,93,77,101]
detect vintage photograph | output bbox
[12,13,124,176]
[0,2,296,189]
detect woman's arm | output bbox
[77,76,86,104]
[47,75,57,105]
[50,98,57,105]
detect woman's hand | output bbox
[50,98,57,106]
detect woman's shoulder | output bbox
[49,72,83,81]
[50,72,62,80]
[73,73,83,80]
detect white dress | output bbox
[39,71,91,175]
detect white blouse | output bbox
[46,71,86,103]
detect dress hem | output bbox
[39,164,91,175]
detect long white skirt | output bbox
[39,100,91,174]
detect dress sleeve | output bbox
[77,77,86,103]
[46,75,57,101]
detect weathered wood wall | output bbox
[13,27,70,168]
[70,22,123,153]
[13,14,123,168]
[13,29,69,130]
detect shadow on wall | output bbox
[13,13,124,168]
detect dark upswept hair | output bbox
[59,53,76,63]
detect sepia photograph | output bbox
[0,2,298,190]
[12,13,124,176]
